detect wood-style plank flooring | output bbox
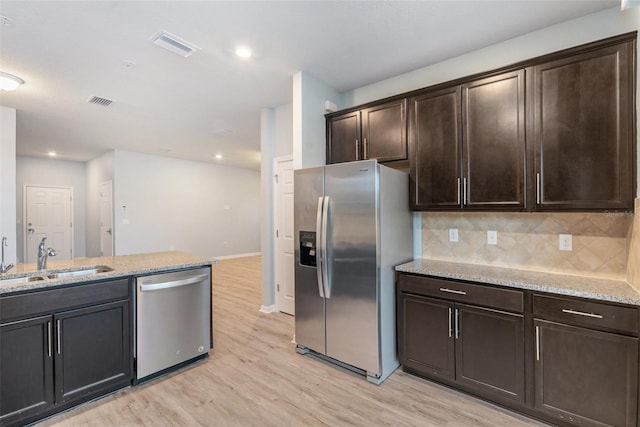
[37,256,545,426]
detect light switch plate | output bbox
[559,234,572,251]
[487,230,498,245]
[448,228,459,243]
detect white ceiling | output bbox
[0,0,619,170]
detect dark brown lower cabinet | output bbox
[534,320,638,427]
[398,293,525,404]
[0,279,132,427]
[0,315,54,425]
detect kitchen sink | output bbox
[47,266,113,279]
[0,275,47,286]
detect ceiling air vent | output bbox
[152,31,199,57]
[87,96,113,107]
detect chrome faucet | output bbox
[37,237,56,271]
[1,237,14,274]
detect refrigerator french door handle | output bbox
[321,196,331,298]
[315,197,325,298]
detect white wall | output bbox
[16,156,86,260]
[343,6,640,195]
[0,106,17,265]
[112,150,260,259]
[293,71,342,169]
[85,152,114,257]
[275,102,293,158]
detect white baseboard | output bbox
[215,252,261,260]
[260,304,276,314]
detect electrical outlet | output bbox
[487,230,498,245]
[559,234,572,251]
[448,228,459,243]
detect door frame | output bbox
[273,155,294,314]
[23,184,74,263]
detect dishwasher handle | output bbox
[139,274,209,292]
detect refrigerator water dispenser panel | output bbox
[299,231,317,267]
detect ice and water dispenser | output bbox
[299,231,317,267]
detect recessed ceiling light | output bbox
[0,72,24,91]
[48,151,57,157]
[215,154,223,160]
[235,46,252,59]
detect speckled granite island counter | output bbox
[0,251,216,295]
[396,258,640,306]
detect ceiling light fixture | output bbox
[47,151,57,157]
[0,72,24,91]
[235,46,252,59]
[215,154,223,160]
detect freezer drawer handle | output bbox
[561,309,603,319]
[439,287,467,295]
[139,274,209,292]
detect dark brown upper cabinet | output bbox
[409,70,525,210]
[326,110,361,164]
[326,99,407,165]
[408,86,463,210]
[531,40,635,211]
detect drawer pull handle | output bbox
[439,287,467,295]
[562,309,603,319]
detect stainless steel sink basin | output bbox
[47,266,113,279]
[0,275,47,286]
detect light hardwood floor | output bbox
[38,256,545,426]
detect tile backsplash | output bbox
[421,210,634,279]
[626,198,640,289]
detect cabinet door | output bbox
[532,41,634,211]
[534,319,638,427]
[397,293,455,381]
[54,300,130,404]
[462,70,526,209]
[326,111,361,164]
[455,304,525,403]
[0,315,54,424]
[361,99,407,162]
[408,86,463,210]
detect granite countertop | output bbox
[0,251,217,295]
[396,259,640,306]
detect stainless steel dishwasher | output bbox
[134,267,211,382]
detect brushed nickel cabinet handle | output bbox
[440,287,467,295]
[536,173,541,204]
[47,321,52,358]
[463,178,467,205]
[562,309,603,319]
[355,139,360,160]
[535,326,540,361]
[57,319,61,355]
[454,308,460,339]
[363,138,368,159]
[457,178,461,205]
[448,307,452,338]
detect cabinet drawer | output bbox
[0,278,130,322]
[398,274,523,313]
[533,294,639,336]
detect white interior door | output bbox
[24,185,73,263]
[100,180,113,256]
[274,157,295,315]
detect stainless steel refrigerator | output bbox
[294,159,412,384]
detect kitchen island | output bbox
[0,251,215,427]
[396,259,640,427]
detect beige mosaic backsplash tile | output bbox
[422,211,633,279]
[626,198,640,289]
